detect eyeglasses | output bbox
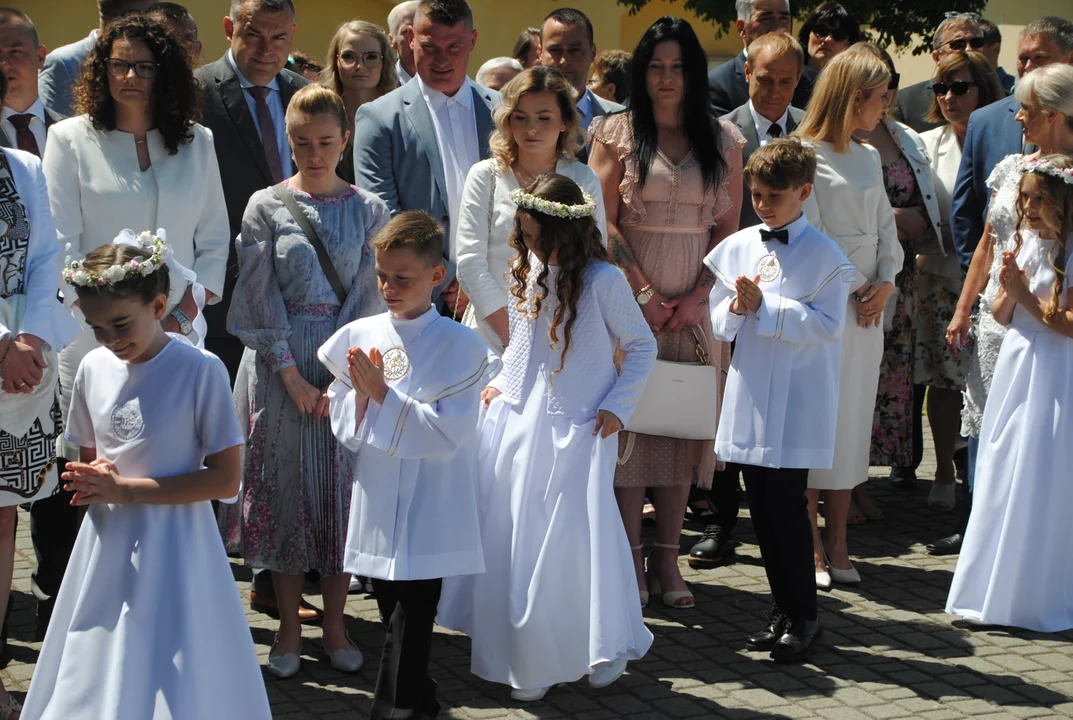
[106,57,158,79]
[944,12,981,20]
[942,36,986,51]
[889,73,901,90]
[338,50,383,69]
[931,80,975,96]
[811,25,848,43]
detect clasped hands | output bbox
[641,284,710,333]
[0,333,46,395]
[853,281,894,328]
[729,275,763,316]
[348,347,389,405]
[998,250,1030,302]
[63,457,129,505]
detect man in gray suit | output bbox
[353,0,497,317]
[691,30,805,570]
[38,0,156,117]
[893,13,984,134]
[538,7,623,135]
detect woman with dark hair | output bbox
[322,20,398,183]
[512,27,541,69]
[916,52,1004,510]
[43,13,228,465]
[798,2,863,73]
[590,16,744,610]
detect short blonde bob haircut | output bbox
[489,65,585,169]
[795,42,890,153]
[322,20,398,104]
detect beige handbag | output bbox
[623,326,719,441]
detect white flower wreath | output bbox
[509,187,597,219]
[1023,157,1073,186]
[62,230,169,288]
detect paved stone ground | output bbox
[4,439,1073,718]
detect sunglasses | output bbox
[931,80,975,96]
[943,36,986,51]
[889,73,901,90]
[811,25,849,43]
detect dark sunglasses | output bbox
[811,25,849,43]
[931,80,975,96]
[889,73,901,90]
[944,36,986,51]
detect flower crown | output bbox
[63,230,168,288]
[1022,157,1073,186]
[510,187,597,219]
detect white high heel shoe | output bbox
[823,546,860,585]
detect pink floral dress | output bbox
[591,114,744,489]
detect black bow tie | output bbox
[760,228,789,244]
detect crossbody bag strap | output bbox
[272,182,347,306]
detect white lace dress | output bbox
[961,154,1024,437]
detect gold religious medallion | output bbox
[381,347,411,381]
[756,253,782,283]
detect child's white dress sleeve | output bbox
[63,362,93,450]
[327,379,370,452]
[597,267,656,427]
[708,275,746,343]
[194,354,245,457]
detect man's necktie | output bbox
[767,123,783,139]
[246,86,284,183]
[760,228,789,244]
[9,114,39,157]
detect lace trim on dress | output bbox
[283,179,359,205]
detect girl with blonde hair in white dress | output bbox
[947,156,1073,632]
[455,64,605,353]
[23,236,270,719]
[796,44,903,589]
[438,174,656,702]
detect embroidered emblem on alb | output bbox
[381,347,410,381]
[756,253,781,283]
[110,398,144,442]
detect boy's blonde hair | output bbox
[743,138,817,191]
[371,211,444,267]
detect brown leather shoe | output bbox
[250,590,324,624]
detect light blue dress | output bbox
[220,182,387,574]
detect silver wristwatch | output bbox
[170,308,194,336]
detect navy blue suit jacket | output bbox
[950,95,1025,272]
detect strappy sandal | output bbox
[631,544,648,608]
[646,543,695,609]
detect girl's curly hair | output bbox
[1012,154,1073,323]
[74,13,199,155]
[508,173,608,375]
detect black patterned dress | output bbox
[0,151,62,504]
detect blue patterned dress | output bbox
[219,182,387,574]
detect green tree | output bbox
[615,1,990,54]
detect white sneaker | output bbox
[589,659,627,688]
[510,686,550,702]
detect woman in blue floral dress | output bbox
[220,86,387,678]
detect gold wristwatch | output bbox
[635,284,654,306]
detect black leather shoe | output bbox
[926,533,963,556]
[770,618,822,664]
[746,606,786,651]
[889,467,917,489]
[688,525,737,569]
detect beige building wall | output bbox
[10,0,1072,87]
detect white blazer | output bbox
[920,124,964,279]
[42,115,230,303]
[453,158,607,352]
[885,119,944,256]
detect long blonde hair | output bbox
[322,20,398,102]
[1012,155,1073,322]
[489,66,584,170]
[795,42,890,152]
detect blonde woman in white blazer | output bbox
[41,18,229,460]
[797,46,903,589]
[454,66,606,354]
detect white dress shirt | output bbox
[226,50,289,176]
[748,100,788,146]
[417,75,480,260]
[2,100,47,154]
[396,60,412,85]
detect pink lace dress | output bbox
[591,114,744,489]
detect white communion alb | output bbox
[22,339,270,720]
[321,307,494,582]
[946,229,1073,632]
[437,259,656,691]
[705,214,857,469]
